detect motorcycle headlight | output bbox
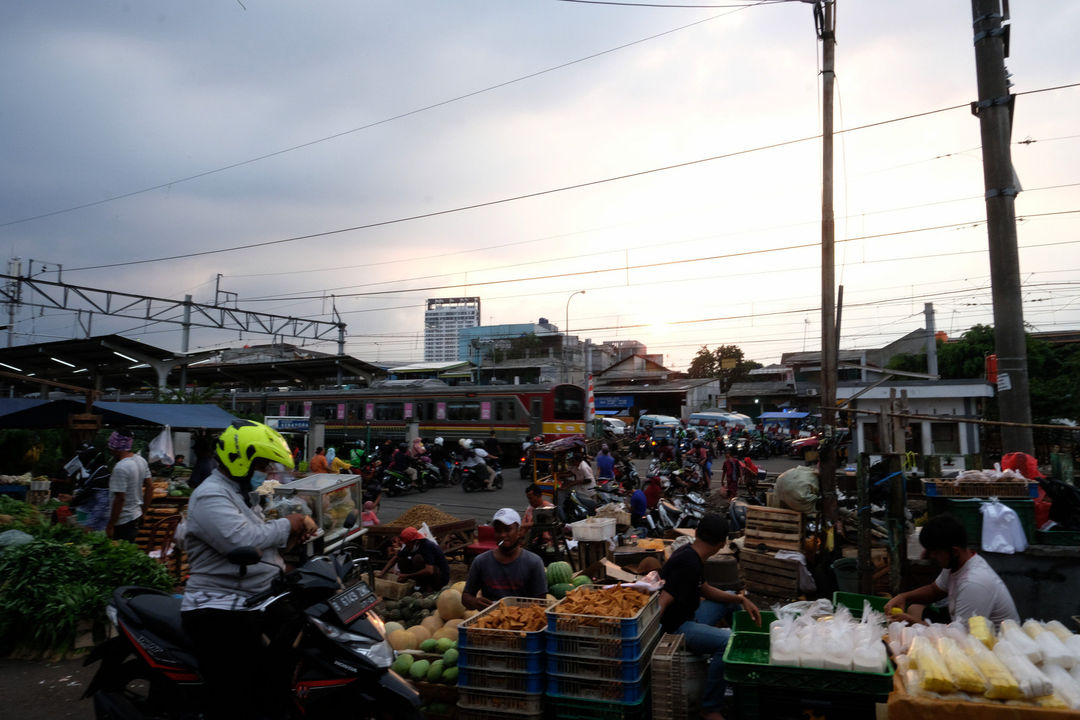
[309,617,395,668]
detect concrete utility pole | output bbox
[970,0,1034,454]
[818,0,839,532]
[924,302,939,377]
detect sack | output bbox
[980,499,1028,554]
[148,426,174,465]
[775,465,820,513]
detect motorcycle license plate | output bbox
[328,581,378,625]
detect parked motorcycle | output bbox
[558,490,598,524]
[83,542,419,720]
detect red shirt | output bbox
[644,481,663,509]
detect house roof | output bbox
[597,353,669,375]
[596,378,717,394]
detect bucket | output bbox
[831,557,859,594]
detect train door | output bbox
[529,397,544,438]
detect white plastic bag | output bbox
[148,426,174,464]
[417,521,437,542]
[980,499,1028,554]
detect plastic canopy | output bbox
[757,411,809,420]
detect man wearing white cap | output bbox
[462,508,547,610]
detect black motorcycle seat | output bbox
[128,593,193,651]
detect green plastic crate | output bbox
[729,681,889,720]
[1035,528,1080,546]
[722,631,894,696]
[732,610,776,635]
[927,497,1035,546]
[832,592,887,619]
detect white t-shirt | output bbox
[933,552,1019,624]
[109,454,151,525]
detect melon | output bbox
[442,665,459,684]
[451,581,467,594]
[443,618,464,630]
[383,621,404,636]
[437,589,465,621]
[419,638,438,653]
[409,625,432,644]
[391,653,414,675]
[420,614,444,633]
[550,583,573,599]
[546,561,573,587]
[462,610,478,620]
[388,628,418,651]
[409,659,430,681]
[442,647,459,667]
[433,626,457,642]
[545,594,557,605]
[426,659,445,683]
[571,575,592,587]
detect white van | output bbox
[688,411,754,430]
[635,414,681,435]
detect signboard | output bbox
[365,403,375,421]
[720,357,737,370]
[302,401,312,418]
[436,402,446,420]
[596,395,634,410]
[480,401,491,420]
[279,403,287,416]
[336,403,345,420]
[265,416,310,432]
[404,402,414,419]
[997,372,1012,393]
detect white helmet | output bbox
[434,437,443,446]
[458,438,473,449]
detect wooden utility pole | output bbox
[970,0,1034,454]
[818,0,839,534]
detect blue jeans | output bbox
[676,600,738,712]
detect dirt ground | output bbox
[0,655,96,720]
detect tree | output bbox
[687,344,762,392]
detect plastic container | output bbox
[1035,528,1080,546]
[922,479,1039,498]
[547,667,649,703]
[458,597,548,652]
[546,586,660,639]
[546,692,650,720]
[457,648,544,673]
[546,618,661,659]
[730,681,889,719]
[457,708,542,720]
[456,687,543,715]
[566,517,616,541]
[457,667,544,694]
[831,557,859,594]
[546,627,660,682]
[723,631,894,696]
[732,610,776,635]
[832,591,887,619]
[927,497,1035,546]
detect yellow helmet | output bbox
[215,420,294,478]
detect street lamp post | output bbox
[564,290,586,382]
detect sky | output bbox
[2,0,1078,371]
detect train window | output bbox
[447,401,481,421]
[374,402,404,421]
[312,403,336,420]
[553,385,585,420]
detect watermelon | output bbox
[550,583,573,599]
[571,575,591,587]
[546,561,573,587]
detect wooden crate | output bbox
[743,506,803,552]
[740,548,800,599]
[375,576,415,600]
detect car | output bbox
[790,428,851,461]
[602,418,627,436]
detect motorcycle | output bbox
[630,434,650,459]
[557,489,598,524]
[461,458,503,493]
[383,466,425,497]
[83,538,419,720]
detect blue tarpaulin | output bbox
[757,411,809,420]
[93,402,238,428]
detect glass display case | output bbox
[271,473,362,549]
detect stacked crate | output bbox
[740,506,803,600]
[544,586,661,720]
[650,633,708,720]
[455,598,548,720]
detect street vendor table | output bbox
[362,518,477,562]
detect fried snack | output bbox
[553,585,651,620]
[472,602,547,632]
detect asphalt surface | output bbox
[1,452,803,718]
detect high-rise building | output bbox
[424,297,480,362]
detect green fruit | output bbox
[571,575,591,587]
[435,637,453,653]
[546,561,573,586]
[550,583,573,599]
[442,666,459,684]
[409,659,430,681]
[420,638,438,653]
[391,653,414,674]
[426,659,444,683]
[442,648,459,667]
[429,702,449,714]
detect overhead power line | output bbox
[63,82,1080,274]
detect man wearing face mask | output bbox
[884,513,1019,625]
[462,508,547,610]
[179,420,317,720]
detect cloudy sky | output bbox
[2,0,1078,370]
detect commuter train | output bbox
[233,382,587,450]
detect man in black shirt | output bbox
[659,514,761,720]
[379,526,450,593]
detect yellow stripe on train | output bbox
[541,422,586,435]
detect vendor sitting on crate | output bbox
[884,513,1020,625]
[462,508,547,609]
[377,526,449,593]
[659,513,761,720]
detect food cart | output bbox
[269,473,365,555]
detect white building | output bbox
[424,297,480,362]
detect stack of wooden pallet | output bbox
[739,506,803,599]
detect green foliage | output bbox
[0,428,71,476]
[0,515,174,657]
[686,344,763,391]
